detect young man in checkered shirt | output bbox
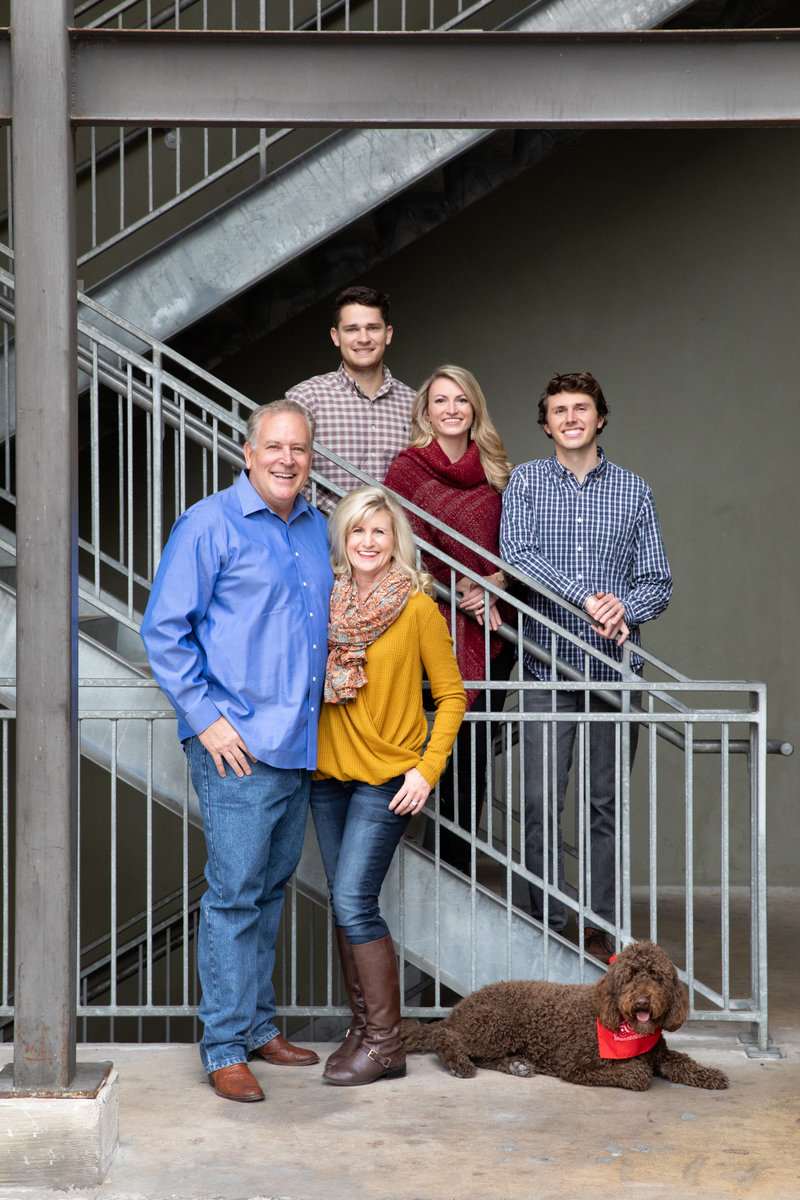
[500,372,672,964]
[286,286,415,514]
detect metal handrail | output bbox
[0,259,792,761]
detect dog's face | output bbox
[597,941,688,1034]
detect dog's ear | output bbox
[594,971,622,1031]
[662,978,689,1031]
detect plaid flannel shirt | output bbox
[286,363,415,513]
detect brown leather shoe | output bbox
[208,1063,265,1102]
[250,1033,319,1066]
[584,927,614,965]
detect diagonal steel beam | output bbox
[70,29,800,129]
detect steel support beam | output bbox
[71,29,800,128]
[9,1,100,1098]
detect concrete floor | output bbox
[2,891,798,1200]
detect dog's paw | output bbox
[695,1067,729,1090]
[509,1060,534,1077]
[449,1059,477,1079]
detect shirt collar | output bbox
[236,468,313,523]
[337,361,393,400]
[548,444,608,484]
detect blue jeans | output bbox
[519,673,640,931]
[310,776,409,945]
[185,737,310,1075]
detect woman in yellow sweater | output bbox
[312,485,465,1086]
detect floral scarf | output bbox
[324,567,412,704]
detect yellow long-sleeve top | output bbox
[315,591,466,787]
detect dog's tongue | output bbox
[636,1010,651,1024]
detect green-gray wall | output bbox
[220,127,798,885]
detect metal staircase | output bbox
[0,261,788,1049]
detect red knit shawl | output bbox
[385,441,505,708]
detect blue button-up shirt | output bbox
[500,449,672,681]
[141,471,333,769]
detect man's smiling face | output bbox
[243,410,313,519]
[330,303,393,375]
[542,390,604,454]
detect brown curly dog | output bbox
[402,940,729,1091]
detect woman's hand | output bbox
[389,767,432,816]
[457,576,503,630]
[455,575,476,601]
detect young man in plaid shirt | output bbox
[500,372,672,963]
[286,286,415,514]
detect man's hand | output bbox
[585,591,630,645]
[198,716,257,778]
[388,767,432,816]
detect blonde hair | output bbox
[410,365,512,492]
[328,486,435,597]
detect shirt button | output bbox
[577,574,583,580]
[303,581,307,587]
[577,546,582,552]
[313,644,317,649]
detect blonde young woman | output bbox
[384,365,514,871]
[311,486,465,1086]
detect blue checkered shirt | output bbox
[499,448,672,681]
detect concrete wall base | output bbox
[0,1068,118,1190]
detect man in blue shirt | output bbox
[142,399,333,1102]
[500,373,671,963]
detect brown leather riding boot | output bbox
[322,934,406,1086]
[324,927,367,1071]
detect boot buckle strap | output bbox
[366,1047,392,1068]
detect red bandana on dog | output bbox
[596,1018,662,1059]
[597,953,662,1059]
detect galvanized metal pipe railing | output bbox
[0,260,785,1053]
[0,686,776,1047]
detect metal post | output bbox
[6,0,106,1097]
